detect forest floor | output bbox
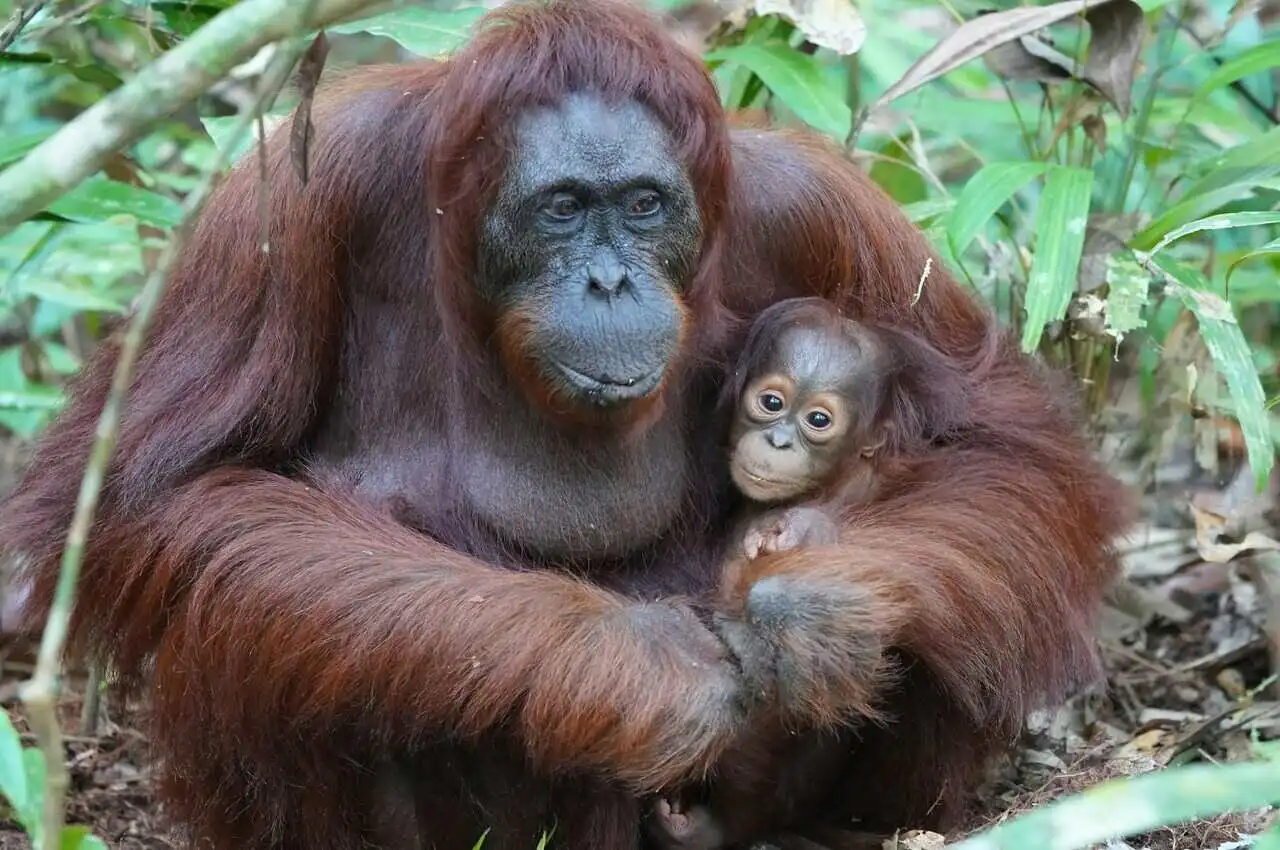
[2,402,1280,849]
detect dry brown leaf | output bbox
[1082,0,1145,117]
[883,830,947,850]
[753,0,866,55]
[1192,499,1280,563]
[870,0,1128,112]
[290,32,331,185]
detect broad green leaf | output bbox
[1194,40,1280,101]
[47,177,181,230]
[947,161,1050,257]
[1153,254,1273,491]
[0,710,30,828]
[328,7,486,58]
[14,276,130,313]
[0,386,65,411]
[1227,235,1280,286]
[0,128,54,168]
[1021,166,1093,353]
[1146,211,1280,257]
[705,44,851,140]
[1103,254,1149,343]
[951,761,1280,850]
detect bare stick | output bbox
[0,0,401,234]
[17,38,309,849]
[0,1,49,51]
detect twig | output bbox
[0,0,48,51]
[0,0,404,234]
[16,36,309,850]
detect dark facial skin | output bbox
[728,324,886,505]
[478,92,702,408]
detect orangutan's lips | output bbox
[555,361,663,406]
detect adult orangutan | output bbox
[0,1,1130,848]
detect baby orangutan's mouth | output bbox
[731,464,806,504]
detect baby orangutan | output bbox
[647,297,974,850]
[727,296,971,563]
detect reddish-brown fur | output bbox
[0,1,1131,848]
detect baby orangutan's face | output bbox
[728,326,877,504]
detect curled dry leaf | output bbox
[1082,0,1145,117]
[871,0,1142,115]
[290,32,331,185]
[753,0,867,55]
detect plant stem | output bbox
[16,36,308,849]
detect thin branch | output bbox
[0,0,49,51]
[0,0,402,234]
[17,36,309,850]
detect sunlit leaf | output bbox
[61,825,110,850]
[1021,165,1093,352]
[951,761,1280,850]
[1145,210,1280,257]
[46,177,181,230]
[328,6,486,58]
[201,111,285,162]
[947,161,1049,257]
[1153,255,1273,491]
[706,43,851,139]
[1194,39,1280,102]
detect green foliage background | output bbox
[0,0,1279,847]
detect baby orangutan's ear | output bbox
[857,421,892,458]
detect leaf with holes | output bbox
[1154,255,1273,491]
[947,161,1049,257]
[706,43,851,139]
[1021,166,1094,352]
[1102,254,1149,344]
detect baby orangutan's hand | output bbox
[741,506,839,560]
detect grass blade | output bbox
[1153,255,1274,491]
[951,760,1280,850]
[946,161,1050,257]
[1145,210,1280,257]
[1020,165,1093,353]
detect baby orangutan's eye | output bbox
[805,410,832,430]
[757,391,785,414]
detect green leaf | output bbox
[1194,40,1280,101]
[705,44,851,140]
[0,386,65,411]
[1146,211,1280,257]
[946,161,1050,257]
[0,128,54,168]
[12,277,130,314]
[1020,166,1094,353]
[1227,235,1280,286]
[328,6,486,58]
[200,113,282,162]
[1153,255,1273,491]
[1103,254,1149,343]
[950,761,1280,850]
[47,177,181,230]
[61,825,109,850]
[0,710,31,829]
[1180,126,1280,200]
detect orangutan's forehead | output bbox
[506,92,685,194]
